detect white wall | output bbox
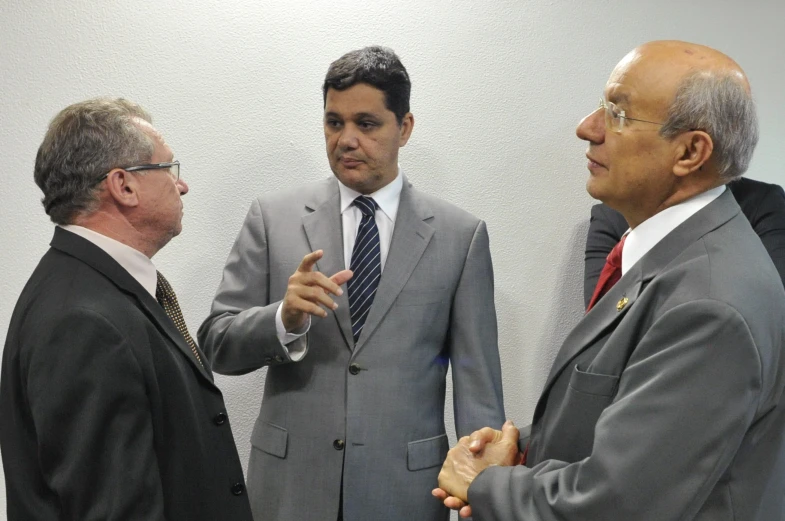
[1,0,783,517]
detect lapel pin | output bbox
[617,296,629,312]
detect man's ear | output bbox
[398,112,414,147]
[104,169,141,208]
[673,130,713,177]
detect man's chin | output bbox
[585,177,605,201]
[332,169,374,193]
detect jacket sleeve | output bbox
[747,183,785,288]
[584,204,628,308]
[449,220,506,436]
[23,307,167,520]
[468,300,763,521]
[197,198,302,375]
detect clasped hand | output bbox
[433,421,521,518]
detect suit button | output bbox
[231,482,245,495]
[273,355,283,363]
[333,439,345,450]
[349,363,361,375]
[264,357,272,364]
[214,412,227,426]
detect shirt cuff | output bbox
[276,303,309,361]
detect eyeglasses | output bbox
[598,98,666,133]
[95,160,180,185]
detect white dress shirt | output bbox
[60,224,158,297]
[275,170,404,357]
[622,184,726,276]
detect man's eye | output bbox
[359,121,378,130]
[326,119,342,128]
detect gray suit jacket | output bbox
[469,190,785,520]
[198,176,505,521]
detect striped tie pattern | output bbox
[156,271,204,368]
[348,196,381,343]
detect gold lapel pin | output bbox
[617,296,629,312]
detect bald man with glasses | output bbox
[434,41,785,521]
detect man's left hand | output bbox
[435,420,521,508]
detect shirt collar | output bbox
[622,184,726,275]
[338,167,403,222]
[60,224,158,298]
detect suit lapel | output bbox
[352,180,434,355]
[301,181,355,350]
[538,189,741,402]
[51,228,217,385]
[542,269,644,396]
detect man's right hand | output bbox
[281,250,353,332]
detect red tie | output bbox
[586,235,627,312]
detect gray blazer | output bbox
[469,190,785,520]
[198,176,505,521]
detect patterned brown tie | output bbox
[156,271,204,368]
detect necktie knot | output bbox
[353,196,378,218]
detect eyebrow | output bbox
[607,92,631,105]
[324,111,381,120]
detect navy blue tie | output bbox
[348,196,381,343]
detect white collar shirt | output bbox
[60,224,158,298]
[337,168,403,271]
[622,184,726,276]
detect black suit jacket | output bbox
[585,177,785,307]
[0,228,254,521]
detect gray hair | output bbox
[660,71,759,181]
[34,97,155,224]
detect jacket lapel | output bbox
[352,179,434,355]
[301,181,355,350]
[51,227,217,386]
[542,269,644,396]
[538,189,741,403]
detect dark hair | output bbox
[34,98,154,224]
[322,46,411,124]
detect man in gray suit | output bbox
[198,46,505,521]
[434,41,785,520]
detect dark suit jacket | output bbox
[0,228,254,521]
[585,177,785,306]
[470,190,785,520]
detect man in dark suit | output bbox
[0,98,254,521]
[198,46,505,521]
[585,177,785,303]
[434,41,785,521]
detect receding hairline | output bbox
[635,40,750,93]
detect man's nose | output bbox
[337,125,359,149]
[177,177,189,195]
[576,107,605,144]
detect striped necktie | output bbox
[348,196,382,343]
[156,271,204,368]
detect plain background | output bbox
[1,0,783,518]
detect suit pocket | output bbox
[569,364,620,397]
[251,419,288,459]
[396,288,447,307]
[545,365,621,461]
[407,433,449,471]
